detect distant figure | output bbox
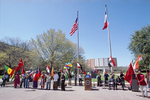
[46,73,51,90]
[53,71,59,90]
[86,72,91,78]
[74,73,77,86]
[145,70,150,90]
[20,73,25,88]
[115,76,121,90]
[108,75,115,90]
[33,73,38,89]
[79,74,82,86]
[61,73,65,91]
[14,72,20,88]
[97,73,102,86]
[120,71,125,90]
[137,69,148,97]
[1,73,7,87]
[110,72,115,79]
[41,72,45,89]
[25,72,29,88]
[57,72,61,88]
[104,72,109,85]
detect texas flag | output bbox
[102,8,108,30]
[108,56,116,67]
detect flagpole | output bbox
[105,5,113,72]
[77,11,79,84]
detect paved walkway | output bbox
[0,82,150,100]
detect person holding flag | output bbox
[137,69,148,97]
[33,67,41,89]
[14,72,20,88]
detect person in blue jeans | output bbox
[46,73,51,90]
[25,73,29,88]
[20,73,25,88]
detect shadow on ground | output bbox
[137,95,150,98]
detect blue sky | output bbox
[0,0,150,66]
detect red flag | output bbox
[124,62,135,86]
[70,18,78,36]
[95,68,98,73]
[16,58,24,72]
[82,69,86,74]
[33,67,41,81]
[21,66,25,75]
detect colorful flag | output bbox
[16,58,24,72]
[124,62,135,86]
[77,62,80,68]
[95,67,98,73]
[5,65,12,75]
[102,8,108,30]
[134,54,143,69]
[51,67,54,77]
[70,17,78,36]
[34,67,41,81]
[108,56,116,67]
[10,67,15,81]
[21,66,25,75]
[46,65,50,73]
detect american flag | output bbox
[70,17,78,36]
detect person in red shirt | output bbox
[137,69,148,97]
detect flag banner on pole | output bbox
[70,17,78,36]
[34,67,41,81]
[51,67,54,77]
[5,65,12,75]
[95,67,98,73]
[134,54,143,69]
[124,62,135,86]
[46,65,50,73]
[108,56,116,67]
[77,62,80,68]
[29,66,33,77]
[102,8,108,30]
[10,67,15,81]
[21,66,25,75]
[16,58,24,72]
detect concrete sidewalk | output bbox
[0,82,150,100]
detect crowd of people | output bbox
[0,69,149,97]
[1,70,66,91]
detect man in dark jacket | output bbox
[115,76,121,90]
[61,73,65,91]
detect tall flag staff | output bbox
[102,5,113,72]
[70,11,79,83]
